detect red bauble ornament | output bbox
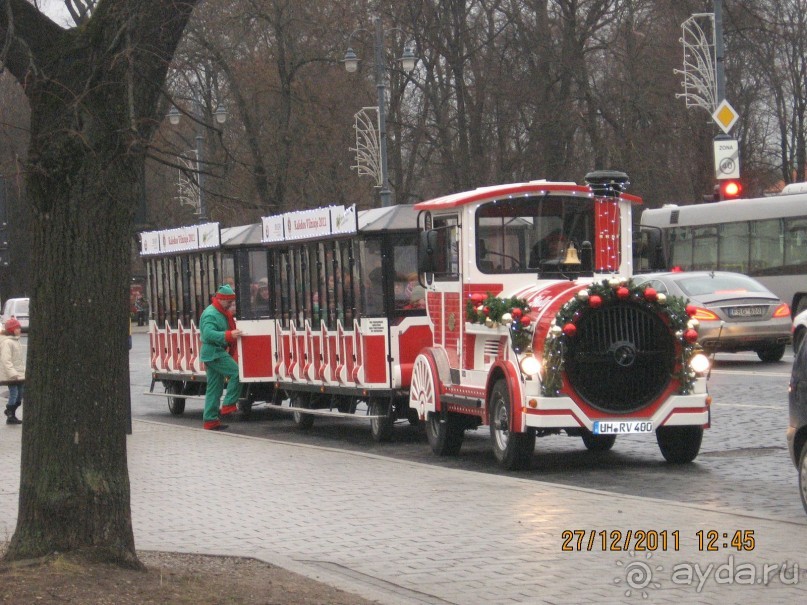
[520,316,531,326]
[562,322,577,336]
[644,287,657,302]
[470,293,486,303]
[483,306,490,315]
[589,295,602,308]
[617,286,630,299]
[685,304,697,317]
[512,308,523,319]
[684,328,698,343]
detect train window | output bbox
[392,234,425,311]
[475,196,594,273]
[360,238,385,315]
[431,216,460,280]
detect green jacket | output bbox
[199,303,234,363]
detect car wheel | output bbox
[795,328,806,355]
[757,344,786,363]
[800,445,807,515]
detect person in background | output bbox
[255,277,271,316]
[134,294,148,327]
[199,284,242,431]
[0,318,25,425]
[529,230,567,267]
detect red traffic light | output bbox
[717,179,742,200]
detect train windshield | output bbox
[474,195,595,274]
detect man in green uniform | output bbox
[200,284,242,430]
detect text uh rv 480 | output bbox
[140,171,711,470]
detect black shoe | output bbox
[3,408,9,417]
[6,416,21,425]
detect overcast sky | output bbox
[37,0,73,27]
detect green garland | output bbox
[465,293,534,353]
[541,278,700,396]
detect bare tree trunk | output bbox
[1,0,198,566]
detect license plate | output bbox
[592,420,653,434]
[726,305,766,318]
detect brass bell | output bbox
[562,241,581,265]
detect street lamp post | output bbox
[168,102,227,222]
[344,17,416,207]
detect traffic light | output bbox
[716,179,743,201]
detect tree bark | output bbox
[0,0,198,566]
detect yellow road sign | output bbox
[713,99,739,134]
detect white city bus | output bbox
[639,188,807,315]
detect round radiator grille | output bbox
[563,302,675,413]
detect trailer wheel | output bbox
[406,407,421,427]
[291,394,314,430]
[425,412,464,456]
[489,380,534,470]
[165,382,186,416]
[656,425,703,463]
[581,429,616,451]
[369,399,394,443]
[237,398,253,420]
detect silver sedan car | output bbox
[633,271,792,362]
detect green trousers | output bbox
[203,355,241,421]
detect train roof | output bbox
[414,181,642,211]
[221,223,262,246]
[358,204,419,232]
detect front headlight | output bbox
[689,352,710,374]
[519,352,542,377]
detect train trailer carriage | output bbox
[140,171,712,469]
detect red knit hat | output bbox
[4,318,21,333]
[215,284,236,301]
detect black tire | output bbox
[794,328,806,355]
[757,344,786,363]
[581,429,616,451]
[291,394,314,430]
[369,399,394,443]
[237,398,253,420]
[489,380,535,470]
[406,407,421,427]
[166,382,186,416]
[656,425,703,463]
[799,444,807,516]
[425,412,464,456]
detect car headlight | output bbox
[689,352,710,374]
[519,352,541,377]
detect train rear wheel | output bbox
[369,399,394,443]
[291,394,314,430]
[425,412,464,456]
[166,382,186,416]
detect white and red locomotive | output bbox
[141,171,710,469]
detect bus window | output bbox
[669,226,693,271]
[751,219,783,273]
[692,225,717,270]
[785,218,807,270]
[718,222,749,273]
